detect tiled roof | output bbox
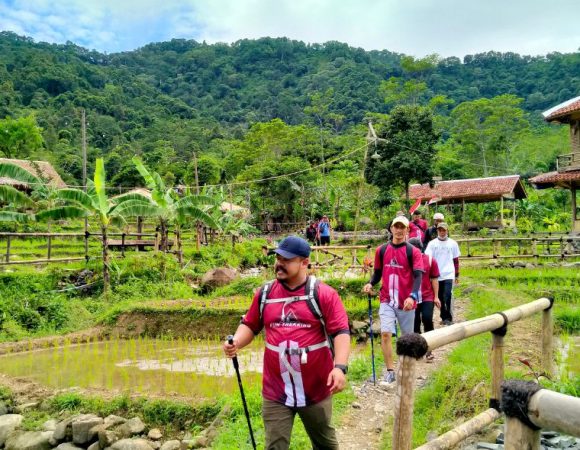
[543,96,580,122]
[529,170,580,187]
[409,175,527,204]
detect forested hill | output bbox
[2,31,579,128]
[0,31,579,190]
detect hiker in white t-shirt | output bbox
[424,222,460,325]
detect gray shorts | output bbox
[379,302,415,336]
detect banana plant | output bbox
[36,158,157,295]
[132,156,220,261]
[0,162,37,223]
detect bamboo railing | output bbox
[501,380,580,449]
[391,297,555,450]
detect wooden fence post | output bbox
[559,237,564,259]
[5,235,10,263]
[490,316,507,410]
[531,238,538,258]
[47,235,52,260]
[84,231,90,263]
[392,334,428,450]
[501,380,543,450]
[541,299,554,378]
[121,233,126,258]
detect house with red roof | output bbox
[409,175,527,230]
[529,96,580,233]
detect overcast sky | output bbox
[0,0,578,57]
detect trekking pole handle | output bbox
[227,335,240,370]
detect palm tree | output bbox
[37,158,157,295]
[132,156,220,263]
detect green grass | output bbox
[378,266,580,448]
[47,392,221,432]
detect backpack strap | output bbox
[378,243,388,268]
[259,280,275,319]
[405,242,414,269]
[304,275,334,357]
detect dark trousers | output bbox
[262,396,338,450]
[414,301,435,333]
[439,279,454,322]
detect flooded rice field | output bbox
[0,337,264,399]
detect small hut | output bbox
[409,175,527,230]
[0,158,66,191]
[529,96,580,234]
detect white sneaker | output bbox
[384,370,396,383]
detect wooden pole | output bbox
[504,416,540,450]
[490,330,505,409]
[541,303,554,378]
[5,235,10,263]
[392,355,418,450]
[414,408,500,450]
[121,233,126,258]
[47,235,52,260]
[81,108,89,262]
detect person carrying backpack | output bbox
[408,237,441,361]
[409,209,428,246]
[362,216,424,383]
[223,236,350,449]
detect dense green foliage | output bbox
[1,31,578,224]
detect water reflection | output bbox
[0,337,263,399]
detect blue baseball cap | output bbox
[272,236,311,259]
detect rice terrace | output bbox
[0,6,580,449]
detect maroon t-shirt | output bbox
[419,254,440,302]
[409,219,429,241]
[373,243,424,308]
[242,280,349,407]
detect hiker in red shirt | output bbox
[362,216,423,383]
[223,236,350,449]
[409,209,429,247]
[408,237,441,361]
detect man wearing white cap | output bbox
[423,212,444,248]
[363,216,424,383]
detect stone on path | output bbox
[0,414,23,446]
[5,430,52,450]
[72,414,103,444]
[160,441,181,450]
[110,438,155,450]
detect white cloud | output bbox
[0,0,578,56]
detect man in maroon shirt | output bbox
[223,236,350,449]
[409,209,429,246]
[408,237,441,361]
[363,216,423,383]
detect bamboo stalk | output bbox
[528,389,580,436]
[47,235,52,260]
[414,408,500,450]
[504,417,540,450]
[5,235,10,263]
[392,355,418,450]
[0,257,86,266]
[423,298,551,351]
[490,333,505,407]
[541,306,554,378]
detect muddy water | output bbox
[0,337,264,399]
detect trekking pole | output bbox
[367,294,377,385]
[227,335,257,450]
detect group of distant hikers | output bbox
[223,209,460,449]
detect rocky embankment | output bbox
[0,405,224,450]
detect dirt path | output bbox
[336,299,467,450]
